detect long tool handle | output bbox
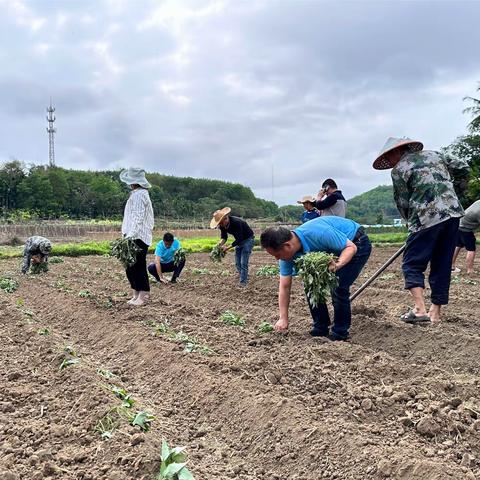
[349,244,406,302]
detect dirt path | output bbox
[1,247,480,479]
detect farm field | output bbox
[1,247,480,479]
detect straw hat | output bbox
[119,167,151,188]
[210,207,231,229]
[297,195,316,204]
[373,137,423,170]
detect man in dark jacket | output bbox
[211,207,254,285]
[315,179,347,217]
[21,235,52,274]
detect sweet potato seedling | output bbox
[59,358,80,370]
[30,262,49,274]
[132,411,155,432]
[258,322,274,333]
[78,289,94,298]
[111,237,140,268]
[256,265,279,277]
[220,310,245,327]
[191,268,211,275]
[209,244,226,263]
[0,277,19,293]
[37,327,51,336]
[97,368,115,379]
[156,440,195,480]
[173,248,187,266]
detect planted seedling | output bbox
[78,290,93,298]
[210,245,226,263]
[220,310,245,327]
[49,257,64,264]
[37,327,51,336]
[156,440,195,480]
[191,268,210,275]
[132,411,155,432]
[97,368,115,379]
[16,298,25,307]
[111,237,141,268]
[0,277,19,293]
[258,322,274,333]
[59,358,80,370]
[256,265,279,277]
[294,252,338,308]
[110,386,135,409]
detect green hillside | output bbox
[347,185,400,225]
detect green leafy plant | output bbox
[258,322,274,333]
[59,358,80,370]
[191,268,211,275]
[30,262,49,274]
[294,252,338,308]
[78,289,94,298]
[220,310,245,327]
[15,297,25,307]
[49,256,64,264]
[173,248,187,266]
[256,265,279,276]
[156,440,195,480]
[37,327,51,335]
[210,244,226,263]
[110,386,135,409]
[98,368,115,379]
[0,277,19,293]
[132,410,155,432]
[111,237,140,268]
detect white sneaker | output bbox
[451,267,461,274]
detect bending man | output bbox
[21,235,52,274]
[260,216,371,341]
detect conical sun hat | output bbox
[210,207,231,229]
[373,137,423,170]
[297,195,316,204]
[119,167,151,188]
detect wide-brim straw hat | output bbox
[119,167,151,188]
[373,137,423,170]
[210,207,231,229]
[297,195,316,204]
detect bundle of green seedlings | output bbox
[111,237,140,268]
[210,244,226,263]
[294,252,338,308]
[173,248,187,266]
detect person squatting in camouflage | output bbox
[21,235,52,274]
[373,137,469,324]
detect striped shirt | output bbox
[121,188,154,246]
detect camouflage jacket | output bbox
[391,150,469,233]
[21,235,52,274]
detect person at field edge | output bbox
[297,195,320,223]
[210,207,255,285]
[120,167,154,306]
[260,216,372,341]
[452,199,480,275]
[21,235,52,274]
[315,179,347,217]
[148,232,186,284]
[373,137,469,324]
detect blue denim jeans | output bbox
[235,237,254,284]
[307,233,372,339]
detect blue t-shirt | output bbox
[154,238,181,264]
[279,216,360,276]
[301,210,320,223]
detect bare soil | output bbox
[1,247,480,480]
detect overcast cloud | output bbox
[0,0,479,205]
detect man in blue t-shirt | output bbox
[260,216,372,340]
[147,232,185,284]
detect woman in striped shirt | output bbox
[120,168,154,306]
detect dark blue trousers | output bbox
[402,217,459,305]
[307,233,372,340]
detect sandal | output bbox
[400,310,430,324]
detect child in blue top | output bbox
[147,232,185,284]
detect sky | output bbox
[0,0,479,206]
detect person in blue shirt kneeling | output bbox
[148,232,185,284]
[260,217,371,341]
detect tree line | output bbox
[0,164,278,222]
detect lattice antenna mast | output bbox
[46,99,56,167]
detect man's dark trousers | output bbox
[307,233,372,339]
[148,260,185,282]
[402,217,459,305]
